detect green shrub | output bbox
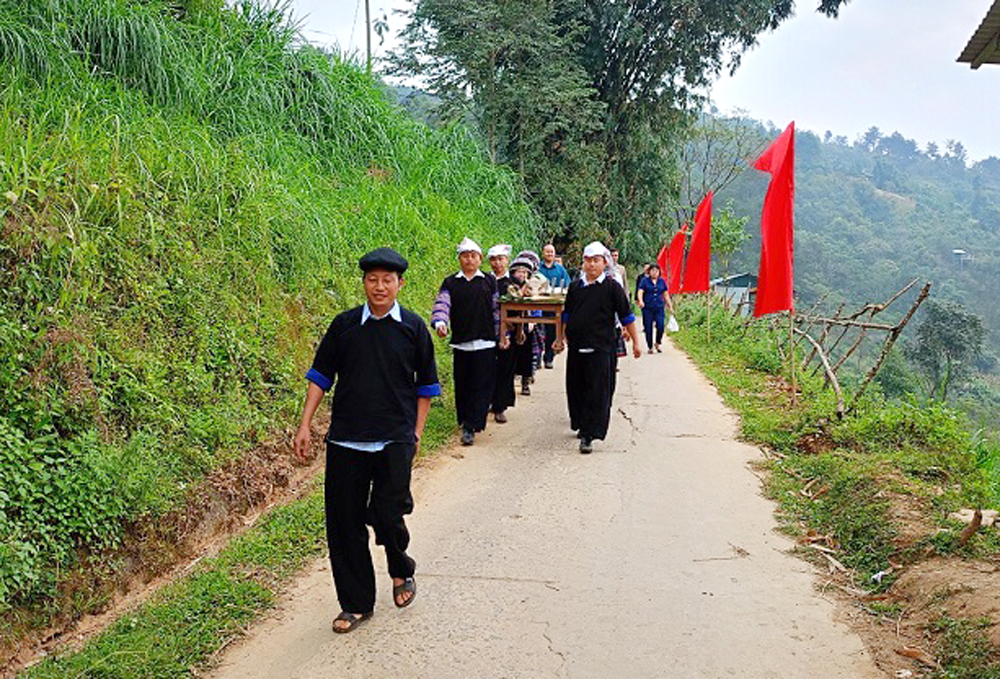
[0,0,538,610]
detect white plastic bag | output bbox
[666,314,680,332]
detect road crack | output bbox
[542,625,568,674]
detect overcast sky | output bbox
[289,0,1000,161]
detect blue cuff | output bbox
[621,313,636,326]
[561,312,569,323]
[306,368,333,391]
[417,383,442,397]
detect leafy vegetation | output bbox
[672,294,1000,674]
[392,1,852,257]
[21,484,328,679]
[0,0,536,634]
[672,296,998,577]
[696,115,1000,437]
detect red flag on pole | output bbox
[656,242,669,279]
[666,227,687,295]
[680,191,713,293]
[753,122,795,317]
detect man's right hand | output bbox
[435,323,449,338]
[293,424,312,463]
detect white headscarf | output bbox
[582,241,614,270]
[457,237,482,255]
[487,244,512,259]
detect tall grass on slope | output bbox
[0,0,538,633]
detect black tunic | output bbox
[563,276,635,352]
[437,273,497,344]
[307,305,440,444]
[562,276,635,441]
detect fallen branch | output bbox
[802,302,843,369]
[794,316,896,331]
[814,548,849,573]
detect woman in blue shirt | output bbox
[637,264,674,353]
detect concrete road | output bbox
[211,340,883,678]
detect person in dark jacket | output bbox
[554,242,641,454]
[293,248,441,634]
[508,251,542,396]
[431,237,498,446]
[488,244,515,423]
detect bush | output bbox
[0,0,538,608]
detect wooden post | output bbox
[789,311,797,406]
[706,292,711,343]
[365,0,372,74]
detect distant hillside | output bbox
[718,124,1000,343]
[704,121,1000,421]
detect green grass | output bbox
[671,296,996,578]
[0,0,537,634]
[672,295,1000,675]
[930,616,1000,679]
[21,487,327,678]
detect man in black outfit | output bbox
[293,248,441,634]
[431,237,498,446]
[488,244,516,423]
[554,242,641,454]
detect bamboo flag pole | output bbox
[706,292,711,343]
[788,310,797,406]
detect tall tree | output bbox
[394,0,853,250]
[393,0,605,242]
[906,301,985,402]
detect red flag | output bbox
[753,122,795,317]
[656,243,669,279]
[666,227,687,295]
[680,192,713,293]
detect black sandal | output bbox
[393,577,417,608]
[332,611,372,634]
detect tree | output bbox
[906,300,986,402]
[393,1,854,250]
[710,200,751,280]
[675,110,766,232]
[393,0,605,242]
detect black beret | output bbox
[359,247,408,274]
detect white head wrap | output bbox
[457,237,482,255]
[582,241,615,268]
[487,244,512,259]
[582,241,606,259]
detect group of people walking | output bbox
[291,238,670,634]
[431,239,571,445]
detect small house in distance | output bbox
[710,273,757,315]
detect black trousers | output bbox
[565,349,615,440]
[542,320,556,363]
[453,347,496,432]
[513,330,535,378]
[325,442,416,614]
[492,345,516,413]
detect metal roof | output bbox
[959,0,1000,68]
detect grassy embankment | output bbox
[0,0,537,669]
[671,295,1000,677]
